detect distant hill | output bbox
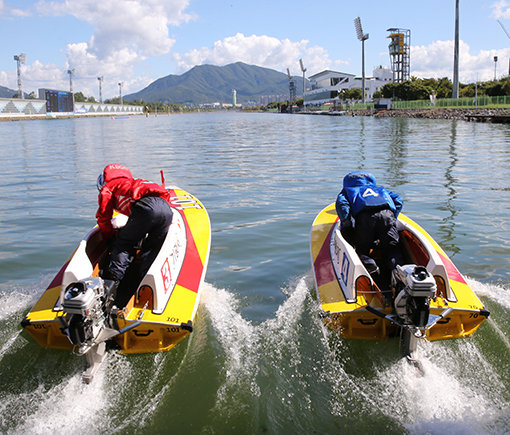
[0,85,17,98]
[124,62,306,105]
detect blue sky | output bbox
[2,0,510,99]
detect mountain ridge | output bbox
[0,85,17,98]
[124,62,305,105]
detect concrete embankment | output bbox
[362,107,510,122]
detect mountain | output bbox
[0,85,17,98]
[124,62,305,105]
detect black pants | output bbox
[344,208,403,289]
[108,196,173,285]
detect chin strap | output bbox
[160,169,165,189]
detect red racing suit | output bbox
[96,164,171,239]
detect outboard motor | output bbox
[61,277,115,353]
[392,265,437,328]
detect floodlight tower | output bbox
[97,76,104,103]
[13,53,26,99]
[118,81,123,105]
[387,28,411,83]
[299,58,307,96]
[67,68,76,94]
[452,0,460,99]
[287,68,296,113]
[494,56,498,80]
[354,17,369,103]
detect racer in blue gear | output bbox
[335,171,403,224]
[335,171,404,292]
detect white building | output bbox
[304,66,393,107]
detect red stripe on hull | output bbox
[47,261,68,290]
[438,251,466,284]
[168,189,204,293]
[313,221,337,286]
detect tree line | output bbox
[374,77,510,100]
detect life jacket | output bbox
[96,164,170,238]
[341,171,398,217]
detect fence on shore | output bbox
[391,95,510,110]
[346,95,510,111]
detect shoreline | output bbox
[356,107,510,122]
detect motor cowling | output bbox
[393,265,437,328]
[62,277,107,349]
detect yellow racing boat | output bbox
[310,203,489,363]
[21,187,210,382]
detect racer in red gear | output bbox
[96,164,173,307]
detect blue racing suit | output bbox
[335,171,404,290]
[335,171,403,224]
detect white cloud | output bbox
[491,0,510,19]
[36,0,192,58]
[1,60,67,97]
[4,39,156,99]
[412,39,510,82]
[0,0,31,17]
[173,33,349,75]
[19,0,194,96]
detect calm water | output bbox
[0,113,509,434]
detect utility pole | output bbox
[452,0,460,99]
[497,20,510,76]
[13,53,26,99]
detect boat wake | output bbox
[203,274,510,433]
[0,281,196,435]
[0,276,508,433]
[468,277,510,310]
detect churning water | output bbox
[0,113,509,433]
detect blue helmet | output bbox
[97,173,105,191]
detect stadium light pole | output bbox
[118,82,123,105]
[299,58,307,96]
[494,56,498,81]
[354,17,369,104]
[67,68,76,95]
[67,68,76,105]
[452,0,460,99]
[97,76,104,103]
[13,53,26,99]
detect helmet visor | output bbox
[97,173,105,191]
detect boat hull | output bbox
[310,203,489,341]
[22,188,211,354]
